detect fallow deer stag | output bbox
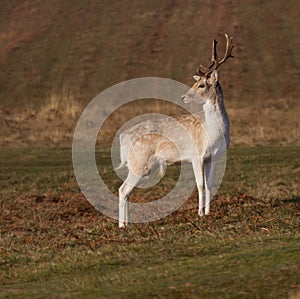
[117,34,234,228]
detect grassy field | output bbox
[0,146,299,298]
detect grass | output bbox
[2,236,299,298]
[0,146,299,298]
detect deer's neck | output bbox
[203,92,230,150]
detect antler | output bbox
[197,33,234,77]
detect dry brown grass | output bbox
[1,191,298,253]
[0,94,299,148]
[1,87,82,147]
[228,97,299,146]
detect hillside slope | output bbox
[0,0,299,108]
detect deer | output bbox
[117,34,234,228]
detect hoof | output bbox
[198,208,205,217]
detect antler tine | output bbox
[197,64,207,75]
[211,39,218,62]
[206,39,218,72]
[216,33,234,66]
[197,39,217,75]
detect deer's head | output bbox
[182,34,234,105]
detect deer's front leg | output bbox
[204,160,216,215]
[192,159,205,216]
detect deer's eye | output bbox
[198,83,205,89]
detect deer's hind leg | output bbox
[118,149,152,228]
[119,140,155,227]
[119,171,142,228]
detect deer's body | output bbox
[118,34,233,228]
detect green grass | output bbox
[222,146,299,199]
[0,146,299,298]
[2,235,299,298]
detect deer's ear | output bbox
[208,70,218,85]
[193,75,200,82]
